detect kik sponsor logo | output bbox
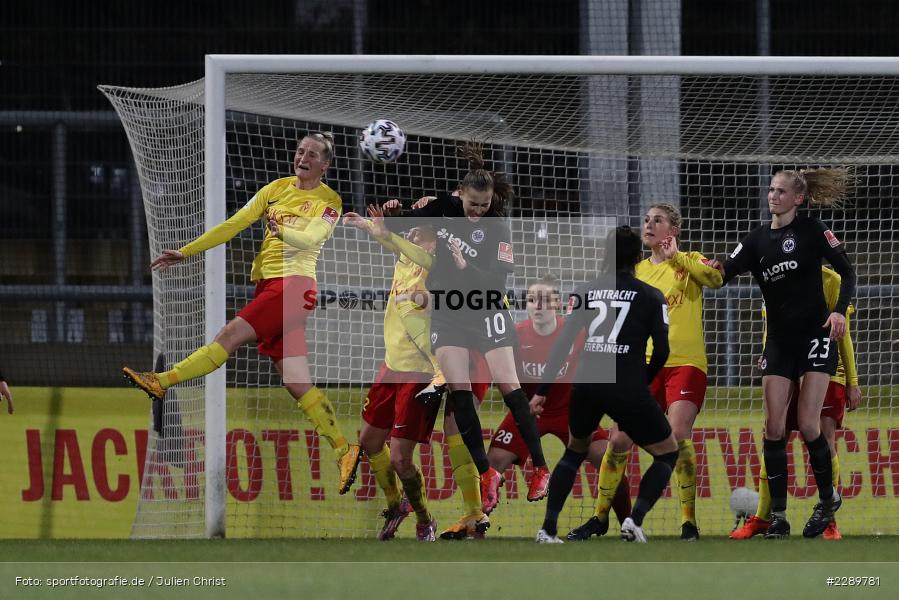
[762,260,798,282]
[520,360,570,380]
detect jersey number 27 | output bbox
[587,300,631,343]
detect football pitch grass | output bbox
[1,538,896,600]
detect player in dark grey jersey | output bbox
[382,142,549,536]
[533,226,679,543]
[720,167,856,539]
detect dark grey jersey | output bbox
[723,215,855,340]
[537,271,670,395]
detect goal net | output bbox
[100,56,898,539]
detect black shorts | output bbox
[569,382,672,448]
[430,308,517,353]
[761,333,838,380]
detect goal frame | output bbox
[202,54,899,538]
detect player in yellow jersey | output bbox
[343,210,441,541]
[569,203,722,541]
[123,132,362,494]
[731,266,861,540]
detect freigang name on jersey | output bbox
[436,228,478,258]
[762,260,798,282]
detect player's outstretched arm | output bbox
[176,194,267,259]
[150,249,185,271]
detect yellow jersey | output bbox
[761,266,858,386]
[179,177,341,282]
[378,232,438,374]
[637,250,723,374]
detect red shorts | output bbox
[361,363,439,444]
[785,380,847,431]
[649,366,707,412]
[238,276,317,364]
[470,351,491,402]
[489,410,609,465]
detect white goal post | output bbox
[102,55,899,539]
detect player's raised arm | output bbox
[344,204,435,271]
[667,248,723,289]
[269,203,339,251]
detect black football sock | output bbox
[503,388,546,468]
[806,433,835,501]
[630,450,677,526]
[541,447,587,536]
[763,438,789,513]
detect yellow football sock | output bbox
[594,446,629,519]
[675,438,697,526]
[832,454,840,492]
[447,433,481,516]
[297,386,348,456]
[369,447,401,509]
[756,460,771,520]
[160,342,229,389]
[400,467,432,525]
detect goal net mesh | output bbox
[100,70,898,538]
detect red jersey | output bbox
[515,316,585,418]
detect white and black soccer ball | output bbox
[359,119,406,164]
[729,486,760,518]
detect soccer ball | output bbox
[729,486,760,518]
[359,119,406,164]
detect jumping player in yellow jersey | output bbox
[346,205,492,541]
[123,133,362,495]
[731,266,862,540]
[342,210,442,541]
[570,203,722,542]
